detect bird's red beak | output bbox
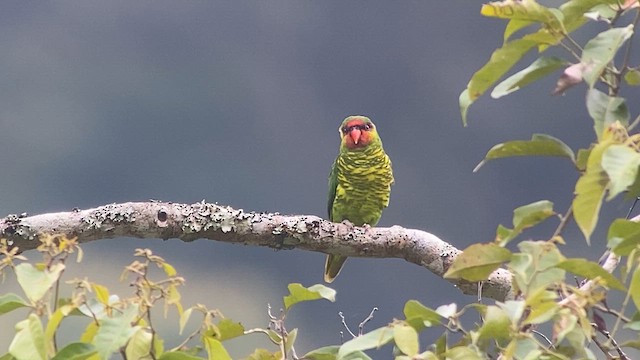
[349,129,362,145]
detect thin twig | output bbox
[606,267,633,351]
[591,333,614,360]
[592,303,630,323]
[171,327,201,351]
[558,40,582,62]
[593,323,631,360]
[338,311,356,338]
[146,308,158,360]
[603,328,630,360]
[551,206,573,240]
[618,8,640,86]
[358,307,378,336]
[531,329,553,347]
[630,113,640,131]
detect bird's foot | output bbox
[341,219,355,228]
[362,223,374,236]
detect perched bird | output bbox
[324,115,394,283]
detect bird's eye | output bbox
[363,124,371,130]
[341,127,348,133]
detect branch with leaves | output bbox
[0,201,514,302]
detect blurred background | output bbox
[0,1,637,357]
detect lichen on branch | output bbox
[0,201,514,301]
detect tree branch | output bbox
[0,201,515,301]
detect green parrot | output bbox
[324,115,394,283]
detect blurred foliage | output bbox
[4,0,640,359]
[0,237,339,360]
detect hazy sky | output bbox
[0,1,636,357]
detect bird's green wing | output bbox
[327,158,338,221]
[325,158,346,283]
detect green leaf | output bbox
[158,351,204,360]
[624,69,640,86]
[203,337,232,360]
[467,39,537,102]
[125,328,152,360]
[403,300,442,329]
[337,326,394,359]
[393,323,419,356]
[78,298,111,320]
[481,0,563,27]
[582,25,634,87]
[510,241,565,295]
[45,304,75,353]
[495,224,512,243]
[445,346,484,360]
[79,321,98,343]
[0,353,14,360]
[166,284,183,317]
[585,3,620,21]
[0,293,29,315]
[214,318,244,341]
[435,303,458,319]
[444,243,511,282]
[491,57,566,98]
[474,134,575,172]
[497,300,526,324]
[575,148,591,171]
[51,343,97,360]
[179,307,193,335]
[153,336,164,359]
[503,19,534,43]
[15,262,65,303]
[245,348,275,360]
[9,313,46,360]
[573,139,611,241]
[242,348,279,360]
[554,313,580,346]
[602,144,640,200]
[586,89,629,140]
[557,258,625,291]
[626,169,640,200]
[460,39,537,123]
[459,89,472,127]
[92,284,110,305]
[608,219,640,256]
[265,329,281,344]
[625,321,640,331]
[521,27,564,52]
[162,262,178,277]
[302,346,339,360]
[524,290,559,325]
[513,200,555,226]
[92,304,139,359]
[561,0,618,28]
[303,346,372,360]
[283,283,336,310]
[498,200,556,244]
[477,305,511,342]
[510,337,543,360]
[284,328,297,353]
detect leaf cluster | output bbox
[448,0,640,358]
[0,237,343,360]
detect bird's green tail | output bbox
[324,254,348,283]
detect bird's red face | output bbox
[340,117,376,150]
